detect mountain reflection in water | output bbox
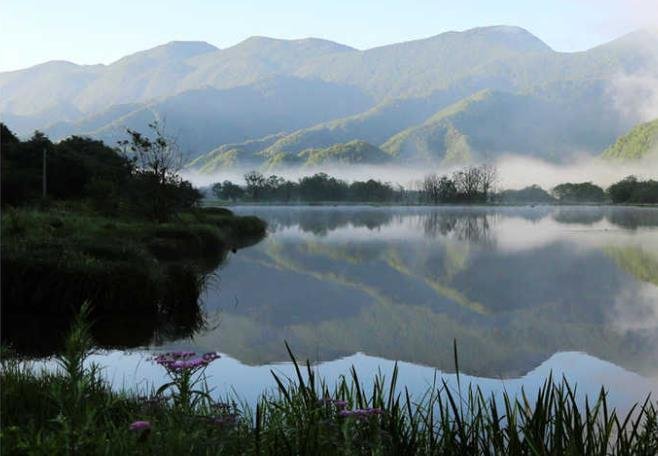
[196,206,658,381]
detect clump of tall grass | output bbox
[1,314,657,455]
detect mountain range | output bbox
[2,26,658,172]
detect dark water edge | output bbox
[1,209,266,357]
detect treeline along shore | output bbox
[208,167,658,205]
[0,123,266,354]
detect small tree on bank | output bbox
[119,122,201,221]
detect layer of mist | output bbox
[183,154,658,191]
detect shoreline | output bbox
[204,200,658,208]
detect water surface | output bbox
[47,206,658,406]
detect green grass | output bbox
[1,312,657,455]
[1,205,266,316]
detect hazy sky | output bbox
[2,0,657,72]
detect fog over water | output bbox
[183,154,658,190]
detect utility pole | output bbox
[42,147,47,198]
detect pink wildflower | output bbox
[129,420,151,431]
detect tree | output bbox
[212,181,244,201]
[607,176,638,203]
[451,165,496,202]
[552,182,606,203]
[349,179,394,202]
[437,176,458,202]
[118,122,183,188]
[607,176,658,204]
[119,122,197,221]
[298,173,348,201]
[1,124,134,206]
[244,171,267,200]
[497,185,555,203]
[421,174,441,204]
[422,164,497,204]
[453,167,481,201]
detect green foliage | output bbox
[0,126,133,206]
[552,182,606,203]
[349,180,397,202]
[212,181,245,201]
[0,123,203,221]
[498,185,556,204]
[298,173,349,201]
[607,176,658,204]
[602,119,658,161]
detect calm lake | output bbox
[38,206,658,408]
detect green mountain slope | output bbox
[382,87,626,164]
[259,87,472,158]
[298,140,392,167]
[264,140,391,170]
[602,119,658,160]
[186,134,286,173]
[45,77,372,157]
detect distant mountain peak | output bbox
[235,35,354,53]
[111,40,218,65]
[457,25,552,52]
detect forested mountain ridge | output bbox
[602,119,658,161]
[2,26,657,169]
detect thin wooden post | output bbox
[42,148,47,198]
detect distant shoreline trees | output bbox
[208,168,658,205]
[212,171,407,203]
[607,176,658,204]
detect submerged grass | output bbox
[1,313,657,455]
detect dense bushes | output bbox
[498,185,555,203]
[608,176,658,204]
[1,123,203,221]
[1,126,133,207]
[552,182,606,203]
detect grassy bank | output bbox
[1,205,266,354]
[1,315,656,455]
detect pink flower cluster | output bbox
[153,351,220,372]
[129,420,151,431]
[338,407,383,419]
